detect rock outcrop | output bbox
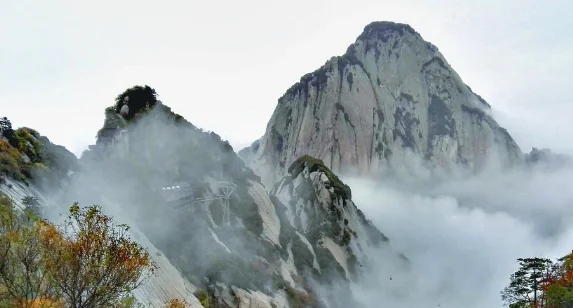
[271,156,408,288]
[239,21,523,188]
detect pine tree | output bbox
[501,257,553,307]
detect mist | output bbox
[39,106,275,295]
[343,158,573,307]
[27,102,573,308]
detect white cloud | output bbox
[343,162,573,307]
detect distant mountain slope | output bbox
[239,21,523,188]
[0,118,77,188]
[525,147,572,170]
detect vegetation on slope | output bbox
[288,155,352,201]
[0,117,76,186]
[502,253,573,307]
[0,194,191,308]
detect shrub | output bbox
[282,285,313,308]
[194,289,212,308]
[165,298,190,308]
[14,128,41,163]
[0,140,24,178]
[114,85,158,120]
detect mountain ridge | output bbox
[1,85,405,307]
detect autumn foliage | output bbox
[20,297,65,308]
[0,195,58,308]
[0,196,158,308]
[164,298,191,308]
[42,203,158,307]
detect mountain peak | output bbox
[279,21,429,103]
[240,20,523,188]
[357,21,419,42]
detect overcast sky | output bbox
[1,0,571,156]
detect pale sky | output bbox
[1,0,572,156]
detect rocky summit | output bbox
[239,21,523,189]
[0,85,405,307]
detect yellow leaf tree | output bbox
[0,194,60,308]
[40,203,157,308]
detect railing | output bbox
[161,181,238,225]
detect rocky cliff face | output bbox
[0,86,405,307]
[271,156,408,286]
[239,21,523,189]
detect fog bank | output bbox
[344,162,573,307]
